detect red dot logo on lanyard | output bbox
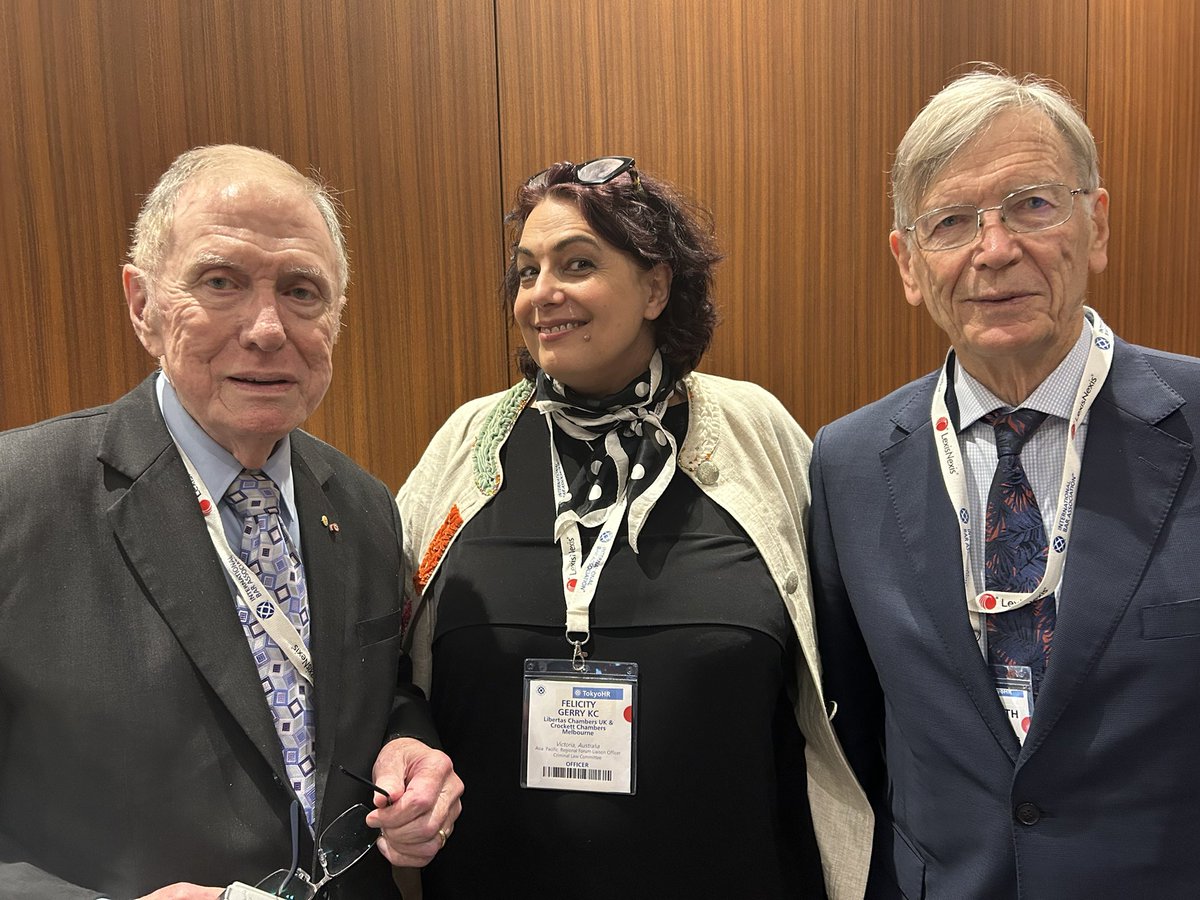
[566,578,578,591]
[199,498,213,515]
[981,593,997,610]
[936,417,949,432]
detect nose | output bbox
[241,287,287,351]
[972,206,1021,269]
[527,270,566,309]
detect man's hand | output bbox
[136,884,224,899]
[366,737,463,867]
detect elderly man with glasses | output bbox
[810,68,1200,898]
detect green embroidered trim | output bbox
[472,380,534,495]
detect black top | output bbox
[423,404,825,898]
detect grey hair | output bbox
[129,145,349,296]
[891,68,1101,236]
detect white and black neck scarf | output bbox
[533,351,681,554]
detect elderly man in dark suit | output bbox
[811,70,1200,898]
[0,145,462,899]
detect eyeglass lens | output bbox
[914,183,1078,250]
[574,156,635,185]
[254,804,377,898]
[255,868,316,900]
[316,803,378,876]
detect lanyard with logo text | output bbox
[544,416,632,668]
[930,308,1113,643]
[174,445,315,684]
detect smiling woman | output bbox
[510,197,669,397]
[394,160,873,898]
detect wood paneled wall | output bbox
[0,0,508,484]
[1087,0,1200,351]
[2,0,1197,487]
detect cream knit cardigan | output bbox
[396,371,871,899]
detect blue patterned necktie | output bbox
[984,409,1055,699]
[225,470,316,826]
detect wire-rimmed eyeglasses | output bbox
[254,767,390,899]
[526,156,642,191]
[904,182,1090,251]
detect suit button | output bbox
[1014,801,1041,825]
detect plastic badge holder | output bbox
[522,657,639,794]
[221,883,281,900]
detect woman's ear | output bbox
[643,263,672,321]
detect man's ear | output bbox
[890,231,925,308]
[642,263,672,321]
[1087,188,1110,275]
[330,295,348,343]
[123,264,164,358]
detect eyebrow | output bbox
[514,234,603,258]
[282,265,333,295]
[186,251,241,275]
[185,254,332,295]
[923,181,1064,211]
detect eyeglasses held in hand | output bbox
[904,182,1090,251]
[527,155,642,191]
[255,803,378,899]
[255,768,389,899]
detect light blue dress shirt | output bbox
[954,318,1094,603]
[154,372,303,561]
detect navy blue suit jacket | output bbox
[811,338,1200,899]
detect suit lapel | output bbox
[100,379,286,783]
[1022,341,1192,756]
[291,437,347,828]
[882,377,1023,761]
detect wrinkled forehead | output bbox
[922,110,1075,202]
[168,175,337,265]
[175,169,306,217]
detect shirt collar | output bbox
[954,317,1094,431]
[154,372,297,519]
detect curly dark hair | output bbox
[502,161,723,381]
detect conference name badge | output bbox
[521,658,638,794]
[993,664,1034,744]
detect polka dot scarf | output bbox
[533,351,680,554]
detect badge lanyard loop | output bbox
[544,416,633,670]
[174,445,315,684]
[930,308,1114,644]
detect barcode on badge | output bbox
[541,766,613,782]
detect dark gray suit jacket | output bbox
[811,339,1200,899]
[0,376,436,899]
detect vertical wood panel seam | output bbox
[491,0,514,382]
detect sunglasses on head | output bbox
[527,156,641,191]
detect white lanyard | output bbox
[930,308,1113,641]
[175,445,315,684]
[545,417,637,667]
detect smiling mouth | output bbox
[230,375,293,387]
[537,321,584,334]
[972,292,1032,303]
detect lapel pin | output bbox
[321,515,340,534]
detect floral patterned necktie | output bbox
[984,409,1055,699]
